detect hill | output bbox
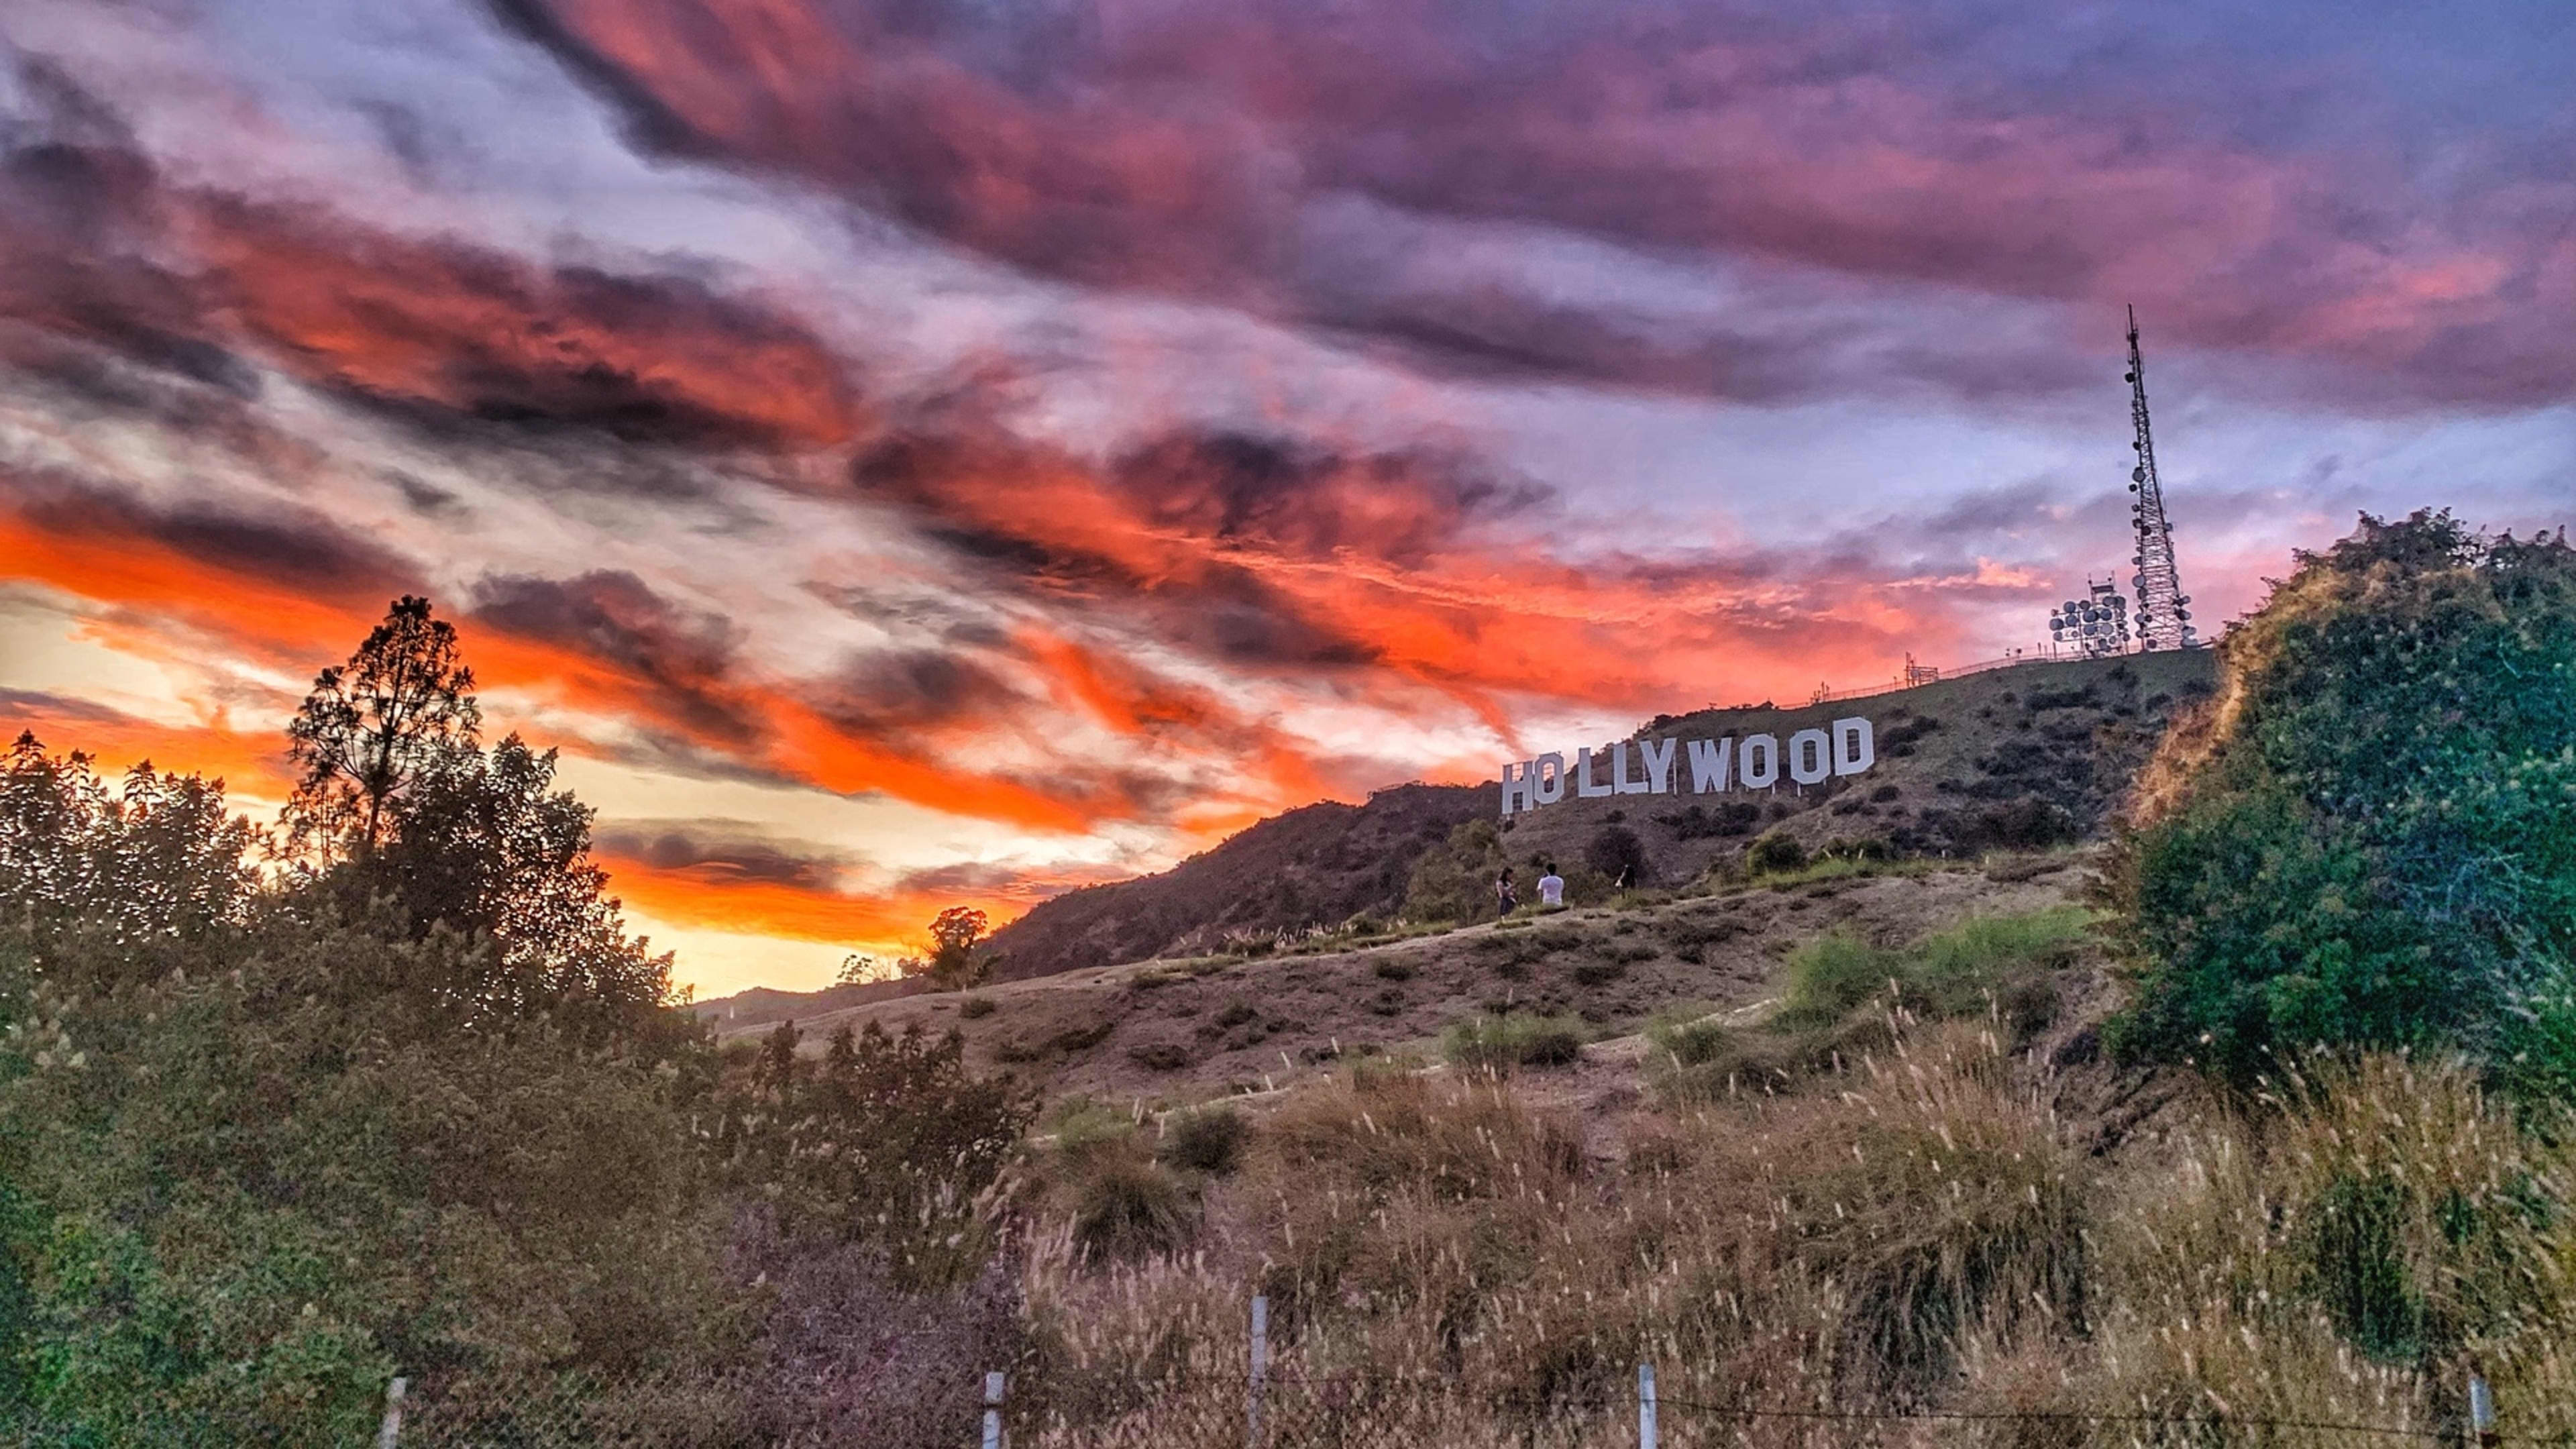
[982,781,1486,981]
[695,649,2214,1021]
[715,848,2099,1106]
[1493,647,2216,883]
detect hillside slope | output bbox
[1498,647,2216,886]
[698,649,2214,1018]
[981,781,1487,981]
[718,851,2096,1106]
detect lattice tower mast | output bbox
[2123,307,2196,650]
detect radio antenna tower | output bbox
[2123,307,2196,649]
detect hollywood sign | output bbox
[1499,716,1876,818]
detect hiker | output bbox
[1537,863,1566,909]
[1495,867,1518,917]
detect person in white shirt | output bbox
[1536,864,1566,909]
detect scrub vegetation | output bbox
[9,512,2574,1445]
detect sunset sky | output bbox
[2,0,2571,996]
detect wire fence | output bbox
[379,1360,2539,1448]
[1801,651,2059,706]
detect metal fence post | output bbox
[2468,1368,2497,1447]
[376,1377,407,1449]
[982,1371,1006,1449]
[1247,1293,1269,1448]
[1636,1363,1656,1449]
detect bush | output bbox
[1442,1012,1587,1071]
[1746,831,1807,875]
[1127,1040,1191,1072]
[1770,908,2090,1040]
[1777,932,1895,1028]
[1401,819,1507,924]
[1155,1106,1251,1175]
[957,995,997,1019]
[1068,1155,1197,1264]
[2107,512,2576,1088]
[1584,824,1650,885]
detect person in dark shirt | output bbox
[1495,867,1518,917]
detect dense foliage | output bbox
[0,599,1036,1445]
[2106,511,2576,1088]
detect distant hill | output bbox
[983,781,1488,981]
[1493,647,2218,886]
[695,649,2217,1018]
[687,974,932,1032]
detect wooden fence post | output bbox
[982,1371,1006,1449]
[1636,1363,1657,1449]
[376,1377,407,1449]
[1247,1293,1269,1449]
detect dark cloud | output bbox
[812,649,1022,734]
[488,0,2576,408]
[0,63,258,399]
[850,422,1552,675]
[469,570,753,741]
[0,687,136,729]
[592,824,848,890]
[7,474,421,600]
[0,54,863,449]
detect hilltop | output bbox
[702,648,2214,1024]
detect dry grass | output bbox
[1012,1030,2576,1447]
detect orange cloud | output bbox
[0,695,293,804]
[599,850,1035,950]
[0,500,391,669]
[179,197,863,448]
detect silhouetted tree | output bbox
[912,906,990,989]
[282,596,479,864]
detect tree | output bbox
[283,596,480,864]
[2106,511,2576,1090]
[368,735,676,1035]
[1,733,258,952]
[909,906,990,989]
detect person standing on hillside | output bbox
[1495,866,1518,918]
[1537,863,1566,910]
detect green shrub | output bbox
[1772,908,2091,1040]
[1909,906,2092,1018]
[1778,932,1896,1028]
[1045,1097,1138,1153]
[1442,1012,1587,1071]
[1155,1106,1251,1175]
[2107,512,2576,1088]
[1401,819,1507,924]
[1746,832,1807,875]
